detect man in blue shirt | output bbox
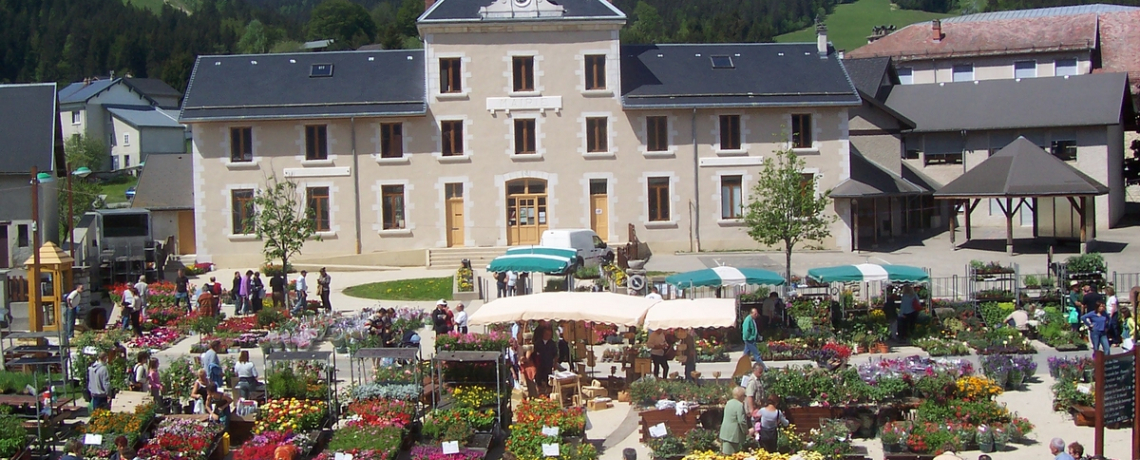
[1050,438,1075,460]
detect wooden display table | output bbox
[638,407,701,441]
[549,373,582,408]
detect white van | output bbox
[539,229,614,268]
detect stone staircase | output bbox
[427,247,508,268]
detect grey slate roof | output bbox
[122,78,182,99]
[831,151,929,198]
[934,137,1109,198]
[421,0,624,21]
[180,50,426,122]
[58,79,118,105]
[107,106,184,129]
[942,3,1137,23]
[131,154,192,210]
[621,44,861,109]
[0,83,58,174]
[885,73,1133,132]
[841,57,894,99]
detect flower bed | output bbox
[1049,356,1096,412]
[255,398,328,434]
[881,418,1033,454]
[694,337,729,363]
[449,385,499,409]
[265,361,330,400]
[348,382,421,401]
[218,316,259,334]
[138,418,224,460]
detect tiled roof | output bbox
[58,79,119,105]
[1096,10,1140,93]
[846,13,1098,61]
[180,50,426,122]
[107,106,184,129]
[621,43,861,109]
[131,154,193,210]
[934,137,1109,198]
[884,73,1132,133]
[842,57,893,99]
[421,0,624,22]
[942,3,1136,23]
[0,83,58,174]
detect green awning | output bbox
[665,266,785,288]
[487,246,579,274]
[806,264,929,283]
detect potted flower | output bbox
[879,421,907,452]
[992,425,1009,451]
[976,424,994,453]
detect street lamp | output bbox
[67,166,92,260]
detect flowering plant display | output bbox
[628,376,735,406]
[373,364,417,384]
[344,399,414,429]
[254,398,327,434]
[807,419,854,457]
[449,385,499,408]
[78,403,158,458]
[147,304,185,328]
[981,354,1038,389]
[1048,356,1094,381]
[232,430,309,460]
[879,421,908,448]
[410,445,484,460]
[137,418,224,460]
[912,338,971,357]
[457,266,474,292]
[856,356,973,384]
[435,331,511,352]
[126,326,183,349]
[322,425,404,460]
[265,361,329,399]
[681,451,825,460]
[159,356,197,402]
[217,316,259,334]
[954,376,1003,401]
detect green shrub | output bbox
[1065,253,1105,273]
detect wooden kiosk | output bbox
[24,242,73,332]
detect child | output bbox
[147,358,163,401]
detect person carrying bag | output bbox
[754,395,789,452]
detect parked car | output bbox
[539,229,614,268]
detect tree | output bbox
[307,0,377,50]
[744,147,835,287]
[251,175,321,272]
[237,19,271,54]
[59,135,107,240]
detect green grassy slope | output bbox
[776,0,956,52]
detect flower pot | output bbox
[882,442,903,453]
[1007,370,1024,389]
[872,343,890,354]
[993,440,1007,451]
[979,440,995,453]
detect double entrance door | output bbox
[506,179,547,245]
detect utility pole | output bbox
[30,167,42,332]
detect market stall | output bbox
[642,298,736,330]
[467,291,659,327]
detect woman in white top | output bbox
[233,350,259,400]
[120,288,135,331]
[454,303,469,334]
[1106,286,1120,345]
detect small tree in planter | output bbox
[250,175,321,276]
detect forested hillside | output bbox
[0,0,299,90]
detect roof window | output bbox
[310,64,334,78]
[710,56,734,69]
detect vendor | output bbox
[1004,309,1031,331]
[677,329,697,381]
[647,329,669,379]
[205,383,233,427]
[534,327,558,394]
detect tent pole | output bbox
[964,199,972,241]
[851,199,858,252]
[1080,196,1088,254]
[949,200,957,248]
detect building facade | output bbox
[0,83,64,268]
[181,0,864,266]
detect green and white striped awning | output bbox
[487,246,579,275]
[806,264,929,283]
[665,266,785,288]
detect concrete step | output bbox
[428,247,508,268]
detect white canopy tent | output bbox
[642,298,736,330]
[467,292,661,327]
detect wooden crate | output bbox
[785,406,840,434]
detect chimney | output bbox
[932,19,942,42]
[425,0,435,11]
[816,19,828,57]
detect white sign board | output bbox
[649,423,667,438]
[442,441,460,454]
[542,443,560,457]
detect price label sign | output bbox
[84,434,103,445]
[334,453,354,460]
[442,441,460,455]
[541,426,559,437]
[542,443,560,457]
[649,422,667,438]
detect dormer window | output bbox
[710,56,734,69]
[310,64,333,78]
